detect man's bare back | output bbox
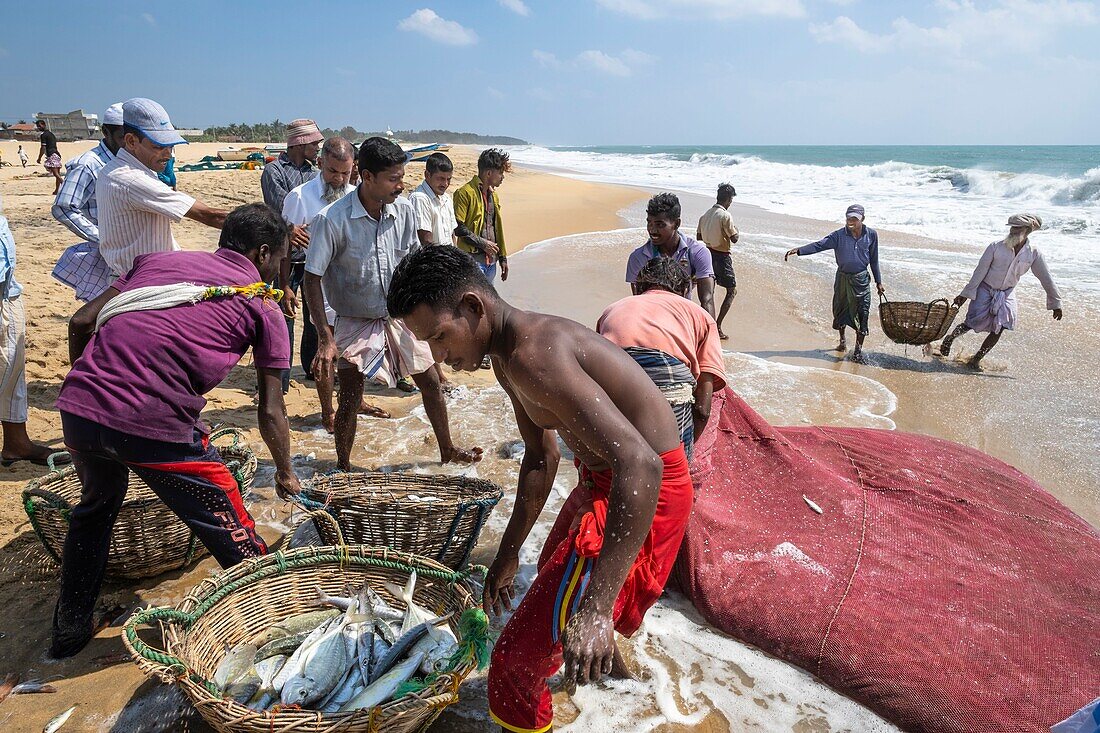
[493,310,680,470]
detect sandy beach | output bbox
[0,140,1093,731]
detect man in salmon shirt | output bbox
[598,257,727,461]
[386,245,693,733]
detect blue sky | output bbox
[1,0,1097,145]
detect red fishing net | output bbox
[674,388,1099,732]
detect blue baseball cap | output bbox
[122,97,187,147]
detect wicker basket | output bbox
[300,472,503,570]
[123,541,485,733]
[879,294,961,345]
[21,427,257,580]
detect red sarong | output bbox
[488,445,693,732]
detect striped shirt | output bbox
[97,148,195,276]
[51,140,114,244]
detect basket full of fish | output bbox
[21,427,257,579]
[298,471,504,570]
[122,542,490,733]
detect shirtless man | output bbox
[387,246,693,732]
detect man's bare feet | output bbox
[322,412,335,434]
[964,357,983,370]
[718,329,729,340]
[835,340,847,352]
[850,347,865,363]
[359,400,391,419]
[440,445,484,464]
[440,379,457,395]
[0,438,69,467]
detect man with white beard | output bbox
[938,214,1063,369]
[281,137,386,429]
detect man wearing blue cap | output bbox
[785,204,885,361]
[96,98,228,278]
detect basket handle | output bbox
[207,427,242,448]
[46,451,72,473]
[305,507,346,547]
[122,606,217,693]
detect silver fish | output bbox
[213,642,257,693]
[339,652,425,712]
[370,614,450,684]
[409,620,459,676]
[315,586,356,611]
[318,662,363,713]
[43,706,76,733]
[245,655,286,710]
[271,617,335,692]
[365,586,404,625]
[11,680,57,694]
[254,631,308,663]
[384,571,434,635]
[225,669,260,705]
[253,609,341,646]
[280,621,350,706]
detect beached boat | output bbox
[216,146,265,161]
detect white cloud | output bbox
[578,50,632,76]
[141,12,156,26]
[811,1,1096,56]
[534,47,654,76]
[398,9,478,46]
[532,49,561,68]
[487,86,506,100]
[498,0,532,16]
[596,0,805,20]
[527,87,555,102]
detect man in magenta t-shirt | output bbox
[51,203,301,659]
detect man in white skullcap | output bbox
[939,214,1063,369]
[50,102,127,302]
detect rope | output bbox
[813,429,870,676]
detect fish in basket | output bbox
[297,471,504,571]
[21,427,257,579]
[123,540,491,733]
[878,294,961,346]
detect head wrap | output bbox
[1007,214,1042,233]
[103,103,124,126]
[286,119,324,147]
[845,204,865,221]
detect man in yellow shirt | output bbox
[696,183,738,339]
[453,148,509,282]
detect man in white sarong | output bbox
[939,214,1062,369]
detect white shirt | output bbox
[282,176,354,327]
[408,181,458,246]
[961,239,1062,310]
[281,175,355,227]
[97,148,195,276]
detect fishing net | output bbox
[674,388,1099,732]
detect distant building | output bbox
[34,110,100,141]
[176,129,205,138]
[0,123,40,141]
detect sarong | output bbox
[333,316,435,386]
[832,269,871,335]
[623,346,696,461]
[488,446,693,732]
[964,281,1016,334]
[43,153,62,170]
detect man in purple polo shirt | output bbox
[626,193,716,320]
[51,203,301,659]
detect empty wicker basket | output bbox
[22,427,257,579]
[301,472,503,571]
[123,544,485,733]
[879,295,961,345]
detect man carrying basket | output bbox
[785,204,885,362]
[938,214,1062,369]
